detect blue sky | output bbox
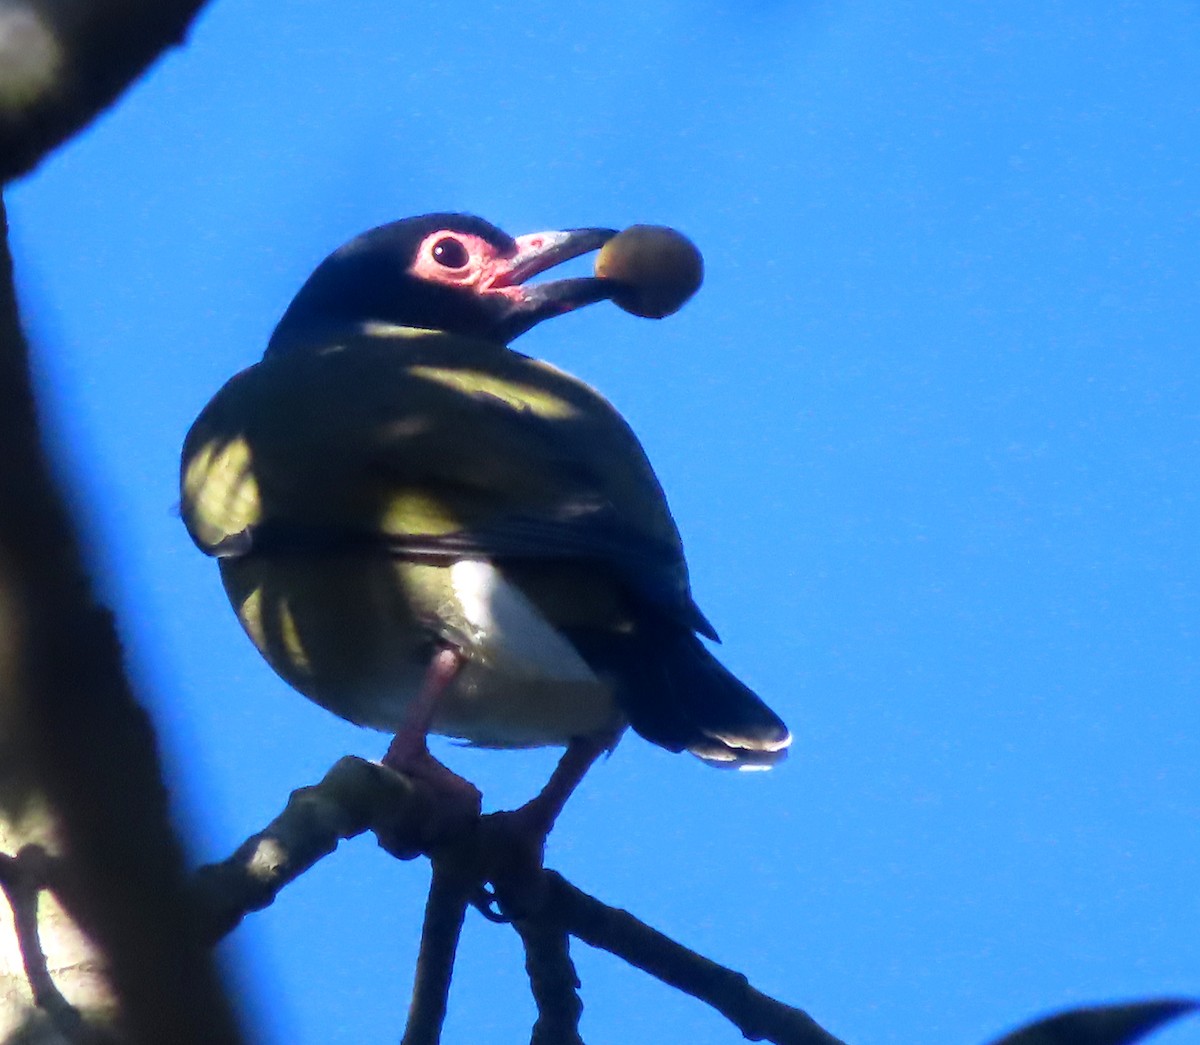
[8,1,1200,1042]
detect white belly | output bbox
[449,560,597,682]
[431,561,620,747]
[225,555,622,748]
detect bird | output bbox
[180,213,790,838]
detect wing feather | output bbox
[181,327,717,639]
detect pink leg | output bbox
[518,736,607,835]
[381,648,481,810]
[495,735,609,844]
[476,735,611,918]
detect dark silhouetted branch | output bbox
[0,196,242,1042]
[0,0,214,183]
[190,756,431,943]
[513,914,584,1045]
[194,758,844,1045]
[401,859,474,1045]
[191,754,1200,1045]
[543,870,847,1045]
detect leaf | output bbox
[986,999,1198,1045]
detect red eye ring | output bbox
[431,237,469,268]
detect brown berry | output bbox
[594,225,704,318]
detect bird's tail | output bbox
[575,626,792,768]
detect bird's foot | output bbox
[383,740,483,806]
[473,806,552,921]
[380,733,483,852]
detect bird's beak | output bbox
[499,228,617,286]
[490,227,618,341]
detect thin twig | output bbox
[513,914,584,1045]
[401,858,474,1045]
[544,871,847,1045]
[0,849,87,1038]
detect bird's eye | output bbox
[431,238,469,268]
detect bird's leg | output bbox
[381,648,482,812]
[475,735,609,920]
[507,735,608,840]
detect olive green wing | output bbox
[181,329,717,639]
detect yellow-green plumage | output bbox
[183,325,679,746]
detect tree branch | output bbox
[0,195,242,1042]
[512,914,584,1045]
[542,871,847,1045]
[190,755,432,944]
[188,753,1200,1045]
[401,859,473,1045]
[0,848,91,1041]
[0,0,214,183]
[193,757,845,1045]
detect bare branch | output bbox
[0,0,214,183]
[512,915,584,1045]
[401,859,473,1045]
[192,760,847,1045]
[542,871,847,1045]
[191,756,431,943]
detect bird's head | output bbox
[267,213,618,354]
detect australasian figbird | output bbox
[181,214,790,840]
